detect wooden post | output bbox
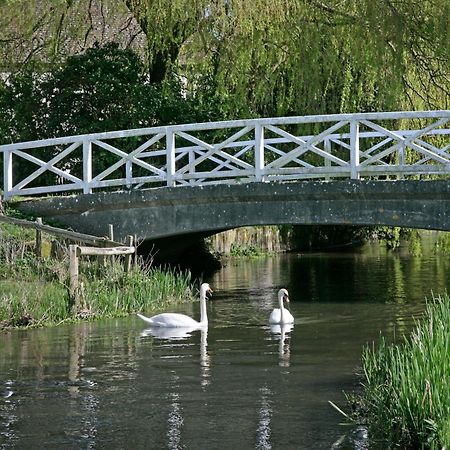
[99,224,114,267]
[108,224,114,241]
[69,245,80,311]
[123,235,134,273]
[35,217,43,258]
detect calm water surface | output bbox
[1,243,449,449]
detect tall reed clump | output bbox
[356,293,450,449]
[81,259,195,317]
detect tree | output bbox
[0,0,145,71]
[1,0,448,116]
[122,0,449,115]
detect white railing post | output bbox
[125,159,132,188]
[350,121,360,180]
[83,140,92,194]
[3,148,13,200]
[188,149,195,186]
[255,124,265,181]
[398,142,405,180]
[166,131,176,187]
[324,138,331,181]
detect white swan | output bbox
[137,283,213,328]
[269,288,294,324]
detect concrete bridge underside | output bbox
[17,180,450,260]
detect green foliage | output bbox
[375,226,403,250]
[351,293,450,449]
[2,0,447,128]
[0,220,196,328]
[435,232,450,255]
[162,0,449,116]
[39,42,145,137]
[229,243,265,258]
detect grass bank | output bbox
[347,293,450,449]
[0,221,195,329]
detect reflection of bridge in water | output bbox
[2,111,449,245]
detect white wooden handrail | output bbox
[1,110,449,200]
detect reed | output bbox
[81,259,194,317]
[0,223,195,328]
[354,293,450,449]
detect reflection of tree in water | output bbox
[67,322,99,448]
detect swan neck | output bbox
[199,291,208,325]
[278,295,285,321]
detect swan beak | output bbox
[285,295,289,303]
[207,287,213,296]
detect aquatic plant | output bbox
[351,293,450,449]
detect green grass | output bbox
[0,259,195,328]
[0,222,196,329]
[348,293,450,449]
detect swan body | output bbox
[269,288,294,324]
[137,283,213,328]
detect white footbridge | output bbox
[1,110,449,201]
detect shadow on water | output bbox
[0,242,449,449]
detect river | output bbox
[1,241,449,449]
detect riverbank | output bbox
[346,293,450,449]
[0,220,195,330]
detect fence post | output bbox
[255,124,265,182]
[350,121,360,180]
[35,217,43,258]
[83,140,92,194]
[166,131,176,187]
[124,235,134,273]
[108,224,114,241]
[69,244,80,311]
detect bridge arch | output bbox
[17,180,450,244]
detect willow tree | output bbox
[123,0,449,115]
[0,0,145,71]
[1,0,448,115]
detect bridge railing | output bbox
[1,110,449,200]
